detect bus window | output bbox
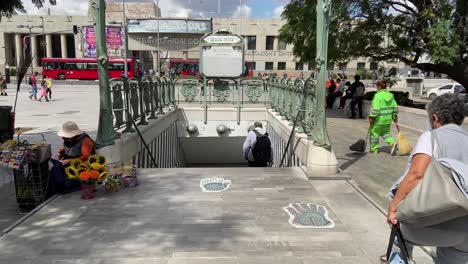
[76,63,86,70]
[110,63,124,71]
[57,62,65,70]
[87,63,98,70]
[65,63,77,70]
[44,62,55,70]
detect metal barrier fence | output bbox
[132,122,185,168]
[267,125,305,167]
[109,76,177,132]
[268,77,317,138]
[175,78,267,104]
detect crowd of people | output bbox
[326,74,366,119]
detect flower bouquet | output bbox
[65,155,108,199]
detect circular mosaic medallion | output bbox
[200,177,231,192]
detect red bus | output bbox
[41,58,137,80]
[169,59,253,77]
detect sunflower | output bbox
[97,168,109,183]
[70,159,83,170]
[88,155,107,170]
[65,167,80,180]
[78,164,90,171]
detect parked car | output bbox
[427,84,466,100]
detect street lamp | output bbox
[157,0,160,76]
[17,24,43,76]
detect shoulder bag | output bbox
[396,131,468,226]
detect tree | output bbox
[0,0,56,18]
[280,0,468,91]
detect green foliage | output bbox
[280,0,468,86]
[9,67,17,76]
[426,19,462,64]
[356,68,373,79]
[364,91,410,106]
[0,0,56,18]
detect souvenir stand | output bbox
[0,134,53,212]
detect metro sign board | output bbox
[200,31,245,79]
[203,35,242,44]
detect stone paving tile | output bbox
[0,167,433,263]
[326,109,423,209]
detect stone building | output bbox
[0,0,413,78]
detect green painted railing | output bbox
[175,78,267,104]
[110,76,177,132]
[268,77,317,138]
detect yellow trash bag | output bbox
[396,125,412,156]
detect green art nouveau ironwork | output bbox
[178,79,200,102]
[213,80,231,103]
[268,77,317,138]
[109,77,177,133]
[92,0,119,147]
[241,79,263,103]
[313,0,333,149]
[110,78,124,129]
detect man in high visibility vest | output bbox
[368,80,399,154]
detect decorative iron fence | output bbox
[267,125,305,167]
[175,78,267,104]
[268,77,317,138]
[109,77,177,132]
[132,122,185,168]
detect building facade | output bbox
[0,0,415,78]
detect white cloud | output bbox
[22,0,89,15]
[20,0,256,18]
[273,5,284,18]
[231,4,251,18]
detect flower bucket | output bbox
[81,184,95,200]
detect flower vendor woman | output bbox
[51,121,96,193]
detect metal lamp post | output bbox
[313,0,333,148]
[92,0,120,147]
[17,25,43,76]
[122,0,128,77]
[157,0,160,76]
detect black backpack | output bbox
[28,77,33,85]
[252,131,272,163]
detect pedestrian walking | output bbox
[242,121,272,167]
[349,75,366,119]
[0,74,7,96]
[385,94,468,263]
[339,81,352,109]
[326,79,338,109]
[44,75,52,100]
[29,72,38,101]
[368,81,398,154]
[38,76,49,102]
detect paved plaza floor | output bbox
[0,85,434,263]
[0,168,432,263]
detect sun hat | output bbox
[57,121,82,138]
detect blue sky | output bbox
[23,0,290,18]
